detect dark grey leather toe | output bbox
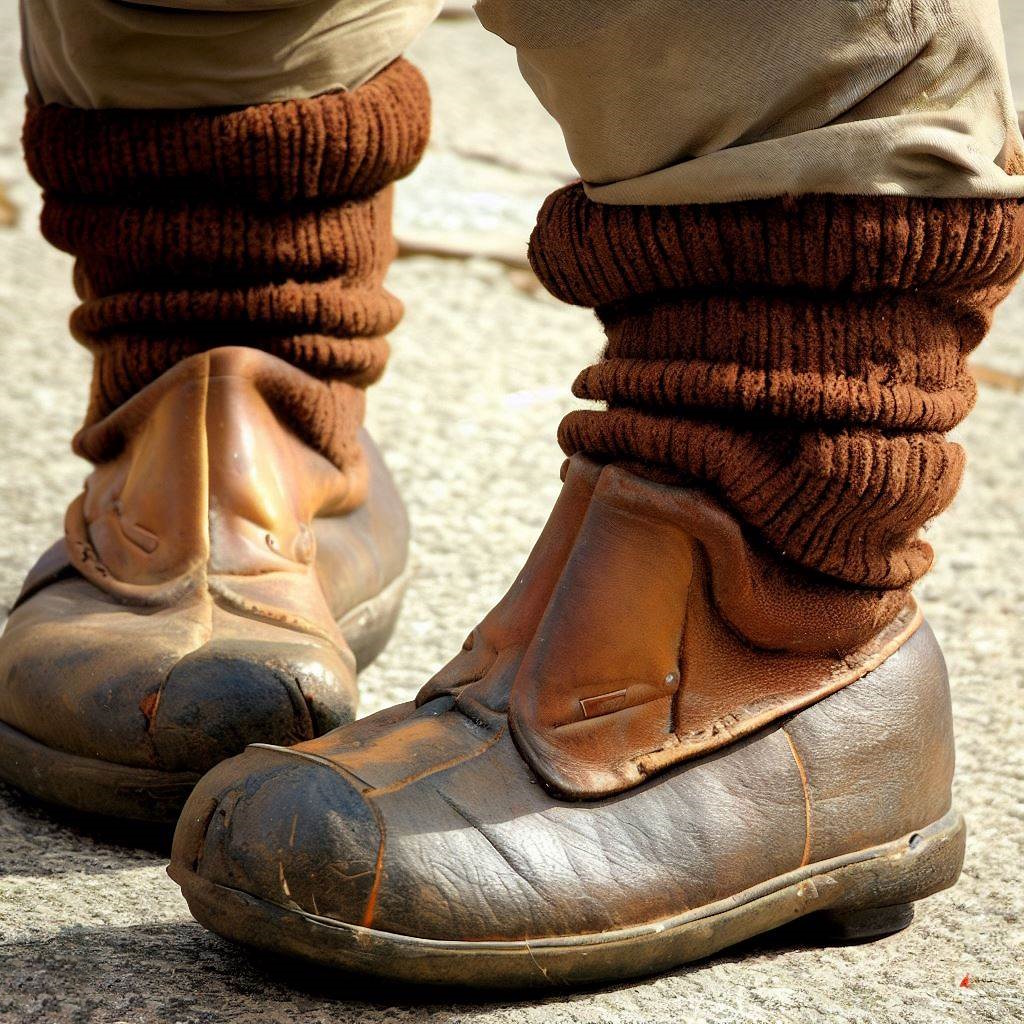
[174,743,381,924]
[150,640,357,774]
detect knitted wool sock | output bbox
[22,58,430,476]
[530,184,1024,589]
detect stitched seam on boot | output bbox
[782,727,813,869]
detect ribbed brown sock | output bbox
[22,58,430,476]
[530,184,1024,589]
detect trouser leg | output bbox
[477,0,1024,203]
[479,0,1024,588]
[1004,0,1024,118]
[21,0,441,108]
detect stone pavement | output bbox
[1,8,1022,1024]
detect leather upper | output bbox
[65,346,366,616]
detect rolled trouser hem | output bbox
[478,0,1024,204]
[21,0,442,109]
[582,133,1024,206]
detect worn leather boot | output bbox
[0,61,429,823]
[170,189,1023,986]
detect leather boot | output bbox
[0,61,429,823]
[169,189,1023,987]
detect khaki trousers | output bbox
[20,0,1024,203]
[20,1,442,108]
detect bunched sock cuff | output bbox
[22,58,431,473]
[530,184,1024,589]
[22,57,429,202]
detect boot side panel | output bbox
[783,619,955,863]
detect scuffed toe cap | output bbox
[0,579,358,776]
[171,743,382,926]
[150,639,358,774]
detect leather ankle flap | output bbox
[23,58,430,474]
[529,185,1024,588]
[507,463,922,799]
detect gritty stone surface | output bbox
[1,10,1023,1024]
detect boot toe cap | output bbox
[172,743,381,926]
[150,638,357,774]
[0,578,358,778]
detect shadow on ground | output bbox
[1,892,883,1024]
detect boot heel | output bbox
[816,901,915,941]
[806,810,966,945]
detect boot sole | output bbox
[0,715,201,823]
[169,808,965,990]
[0,571,409,824]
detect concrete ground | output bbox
[1,8,1023,1024]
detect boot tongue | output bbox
[204,349,364,574]
[68,354,212,598]
[507,466,919,799]
[64,348,356,630]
